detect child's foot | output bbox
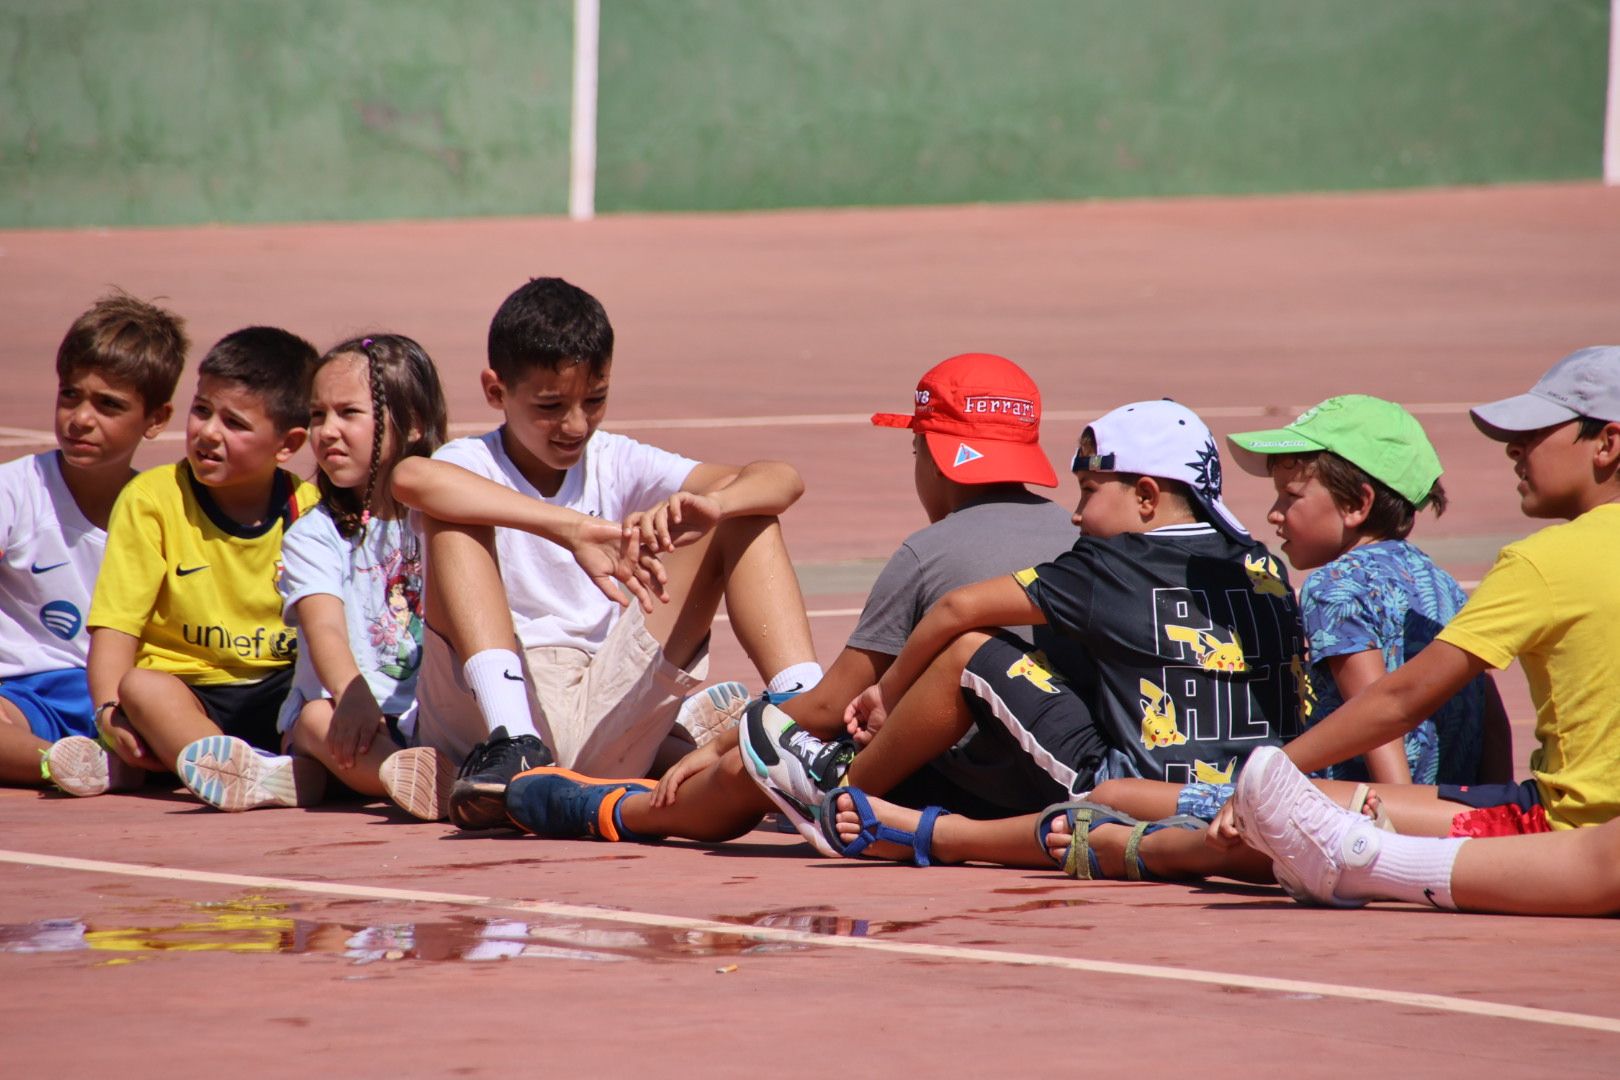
[504,767,655,841]
[379,747,455,821]
[448,726,554,832]
[826,788,951,866]
[1231,745,1380,907]
[42,736,143,797]
[177,735,327,812]
[674,681,751,747]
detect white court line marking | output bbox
[3,848,1616,1035]
[0,403,1483,446]
[716,607,862,623]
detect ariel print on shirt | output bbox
[371,550,424,681]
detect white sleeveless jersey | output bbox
[0,452,108,676]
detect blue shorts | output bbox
[0,668,95,741]
[1438,778,1543,811]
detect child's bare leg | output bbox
[643,515,815,677]
[1042,816,1276,883]
[843,632,988,795]
[1450,818,1620,916]
[1088,778,1184,819]
[287,699,394,798]
[117,669,218,770]
[421,519,518,655]
[1317,780,1467,836]
[0,702,49,785]
[617,747,773,842]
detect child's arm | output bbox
[86,626,150,766]
[293,593,383,769]
[628,460,804,552]
[1283,640,1487,775]
[391,457,662,610]
[1475,675,1514,784]
[1325,650,1412,785]
[846,576,1044,734]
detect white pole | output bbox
[1606,0,1620,184]
[569,0,600,219]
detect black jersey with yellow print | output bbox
[88,462,319,686]
[1015,522,1306,785]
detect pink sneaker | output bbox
[1231,745,1382,908]
[42,736,143,797]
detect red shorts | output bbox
[1450,802,1552,837]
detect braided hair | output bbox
[312,333,449,540]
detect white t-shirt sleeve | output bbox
[277,510,348,625]
[605,435,699,517]
[432,435,505,481]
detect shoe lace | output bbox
[785,728,855,789]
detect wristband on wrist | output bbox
[95,700,120,725]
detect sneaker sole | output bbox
[44,736,111,797]
[676,681,751,747]
[449,778,522,832]
[738,719,839,858]
[178,736,326,812]
[379,747,454,821]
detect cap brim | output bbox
[1469,393,1580,442]
[871,412,917,430]
[1224,428,1324,478]
[923,431,1057,488]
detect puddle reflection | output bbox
[0,899,901,966]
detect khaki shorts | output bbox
[415,604,707,778]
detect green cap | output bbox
[1226,395,1443,506]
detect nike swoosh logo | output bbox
[30,561,68,574]
[176,565,210,577]
[502,671,524,682]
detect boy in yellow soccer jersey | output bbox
[45,327,321,800]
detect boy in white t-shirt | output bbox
[1,292,185,786]
[397,276,823,830]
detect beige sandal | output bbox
[1349,782,1396,832]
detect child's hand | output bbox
[97,706,150,768]
[570,519,666,611]
[328,680,385,769]
[844,685,888,744]
[627,491,724,553]
[1206,800,1244,850]
[650,741,721,807]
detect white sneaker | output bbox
[674,681,751,747]
[378,747,454,821]
[43,735,142,797]
[177,735,327,812]
[738,702,854,858]
[1231,745,1381,908]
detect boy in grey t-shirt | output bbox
[500,353,1084,845]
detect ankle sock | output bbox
[767,662,823,700]
[462,649,541,740]
[1337,831,1465,910]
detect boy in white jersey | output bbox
[1,292,185,786]
[399,276,823,830]
[47,327,322,798]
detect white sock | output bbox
[1338,831,1467,910]
[462,649,541,740]
[768,662,823,698]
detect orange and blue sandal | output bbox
[1035,799,1205,881]
[817,786,952,866]
[504,767,655,841]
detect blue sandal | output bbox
[818,786,952,867]
[1036,800,1205,881]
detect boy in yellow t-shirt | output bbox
[45,327,321,800]
[1224,346,1620,909]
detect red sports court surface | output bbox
[2,183,1618,1076]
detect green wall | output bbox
[0,0,574,227]
[597,0,1611,212]
[0,0,1609,227]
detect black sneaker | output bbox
[448,725,554,831]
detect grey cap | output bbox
[1471,346,1620,442]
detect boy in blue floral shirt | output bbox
[1227,394,1510,787]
